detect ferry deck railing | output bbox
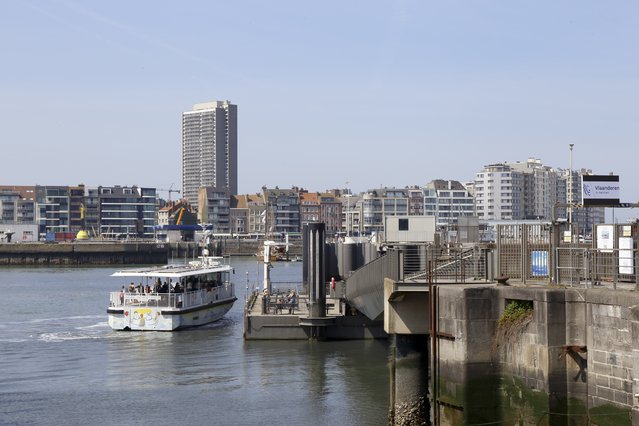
[109,283,235,309]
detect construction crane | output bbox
[157,184,181,202]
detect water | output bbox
[0,258,389,426]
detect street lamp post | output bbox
[345,182,350,237]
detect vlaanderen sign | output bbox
[581,175,620,206]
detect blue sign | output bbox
[531,251,549,277]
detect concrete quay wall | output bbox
[244,312,386,340]
[433,285,639,425]
[169,239,304,258]
[0,242,168,265]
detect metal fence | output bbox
[556,247,639,289]
[497,224,553,283]
[402,244,489,283]
[495,222,639,289]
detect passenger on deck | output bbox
[119,286,125,304]
[145,284,151,294]
[128,282,135,292]
[276,296,284,314]
[288,292,296,315]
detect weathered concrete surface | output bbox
[388,335,430,426]
[244,314,310,340]
[243,311,386,340]
[384,278,430,335]
[389,283,639,425]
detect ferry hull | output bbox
[108,298,236,331]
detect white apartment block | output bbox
[182,100,237,208]
[507,158,561,220]
[475,164,524,220]
[423,180,475,225]
[475,159,604,233]
[362,188,408,235]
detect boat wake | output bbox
[3,315,103,326]
[75,321,109,330]
[38,331,106,343]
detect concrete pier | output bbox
[243,223,386,340]
[385,281,639,425]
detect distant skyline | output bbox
[2,1,639,220]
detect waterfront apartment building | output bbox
[475,159,604,233]
[230,194,266,235]
[407,187,424,216]
[318,194,342,235]
[299,191,342,236]
[476,158,569,222]
[507,158,563,220]
[342,194,363,236]
[182,100,238,208]
[362,188,408,235]
[34,185,87,235]
[96,186,157,239]
[0,186,38,241]
[475,164,525,221]
[198,187,231,233]
[423,180,475,226]
[0,186,37,225]
[263,187,301,236]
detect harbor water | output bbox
[0,258,389,426]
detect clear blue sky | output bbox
[2,1,639,218]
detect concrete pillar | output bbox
[304,223,326,318]
[389,334,430,425]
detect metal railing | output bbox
[556,247,639,289]
[109,284,235,309]
[403,244,488,283]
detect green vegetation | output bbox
[498,299,533,327]
[492,299,533,353]
[589,404,632,426]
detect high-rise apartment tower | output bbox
[182,100,237,208]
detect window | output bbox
[398,218,409,231]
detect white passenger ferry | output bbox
[107,254,236,331]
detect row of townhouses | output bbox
[0,158,606,241]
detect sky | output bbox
[2,1,639,218]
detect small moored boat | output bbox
[107,254,236,331]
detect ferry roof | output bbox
[112,258,232,279]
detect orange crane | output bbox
[176,208,185,225]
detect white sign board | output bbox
[619,237,634,275]
[596,225,614,253]
[582,175,620,206]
